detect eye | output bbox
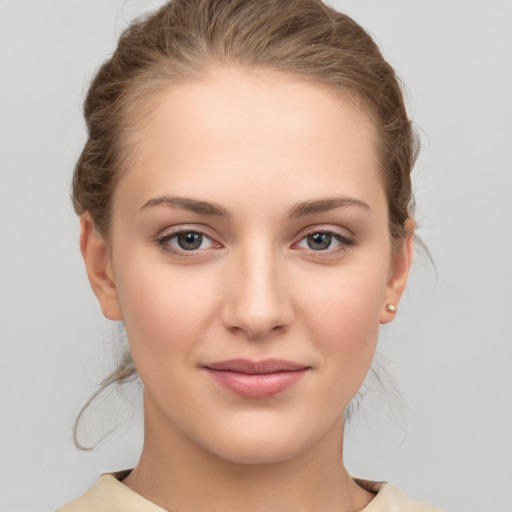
[174,232,207,250]
[156,229,217,255]
[305,232,334,251]
[296,229,355,252]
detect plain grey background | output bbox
[1,1,511,511]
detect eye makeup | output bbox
[153,223,356,261]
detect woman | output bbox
[59,0,442,510]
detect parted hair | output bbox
[72,0,419,449]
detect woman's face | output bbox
[83,68,412,464]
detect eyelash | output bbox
[154,228,355,257]
[155,229,220,256]
[294,229,355,255]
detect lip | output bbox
[202,359,309,399]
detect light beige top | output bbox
[57,471,444,512]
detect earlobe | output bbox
[80,213,123,321]
[379,220,415,324]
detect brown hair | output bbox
[73,0,419,448]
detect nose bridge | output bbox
[221,238,293,339]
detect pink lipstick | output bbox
[203,359,309,399]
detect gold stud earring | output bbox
[385,303,397,313]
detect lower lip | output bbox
[204,368,308,399]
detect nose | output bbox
[219,244,294,341]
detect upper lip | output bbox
[204,359,308,375]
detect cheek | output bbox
[114,259,220,373]
[298,260,387,338]
[294,260,388,389]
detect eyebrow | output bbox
[287,196,371,218]
[139,196,232,217]
[139,195,370,219]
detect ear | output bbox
[379,219,415,324]
[80,213,123,321]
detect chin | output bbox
[207,436,309,465]
[196,415,330,466]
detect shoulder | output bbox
[56,471,166,512]
[355,478,446,512]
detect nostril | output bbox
[226,322,288,341]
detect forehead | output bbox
[115,67,385,216]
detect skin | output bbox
[81,67,414,512]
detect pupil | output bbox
[308,233,331,250]
[178,232,202,250]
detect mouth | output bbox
[202,359,310,399]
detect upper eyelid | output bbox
[294,224,354,240]
[155,232,217,258]
[292,226,356,252]
[156,224,219,240]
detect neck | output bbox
[123,393,374,512]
